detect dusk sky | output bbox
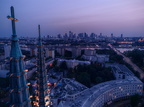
[0,0,144,37]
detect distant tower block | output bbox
[100,33,102,37]
[37,25,52,107]
[111,33,113,38]
[30,48,37,56]
[121,34,123,38]
[7,6,31,107]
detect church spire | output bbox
[8,6,31,107]
[38,25,42,46]
[37,25,51,107]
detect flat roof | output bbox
[59,77,142,107]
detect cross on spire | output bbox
[7,6,18,37]
[38,25,43,46]
[38,25,41,39]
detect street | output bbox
[108,44,144,79]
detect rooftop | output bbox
[58,59,90,64]
[58,64,143,107]
[51,78,88,99]
[59,77,142,107]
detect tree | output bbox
[95,77,103,83]
[59,61,68,77]
[81,50,85,55]
[0,77,9,88]
[124,49,144,67]
[64,50,72,57]
[68,63,114,87]
[52,59,57,67]
[0,102,7,107]
[110,54,123,63]
[76,72,91,87]
[67,68,74,78]
[76,64,85,72]
[130,94,140,107]
[59,61,68,70]
[55,50,61,57]
[54,66,60,72]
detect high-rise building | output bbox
[63,33,68,39]
[78,33,84,38]
[57,34,62,39]
[8,6,31,107]
[99,33,102,37]
[84,32,88,38]
[111,33,113,38]
[69,31,73,38]
[121,34,123,38]
[90,33,96,38]
[37,25,51,107]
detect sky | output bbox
[0,0,144,37]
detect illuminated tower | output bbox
[37,25,51,107]
[8,6,31,107]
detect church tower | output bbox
[8,6,31,107]
[37,25,51,107]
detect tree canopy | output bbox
[124,49,144,69]
[71,63,115,87]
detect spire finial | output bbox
[38,25,41,40]
[7,6,18,39]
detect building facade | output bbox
[58,64,143,107]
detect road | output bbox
[108,44,144,79]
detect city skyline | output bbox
[0,0,144,37]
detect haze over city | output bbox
[0,0,144,37]
[1,1,144,107]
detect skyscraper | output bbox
[8,6,31,107]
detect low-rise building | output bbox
[58,64,143,107]
[82,54,109,63]
[57,59,90,68]
[45,49,55,58]
[51,78,88,107]
[84,49,96,56]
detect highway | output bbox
[108,43,144,79]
